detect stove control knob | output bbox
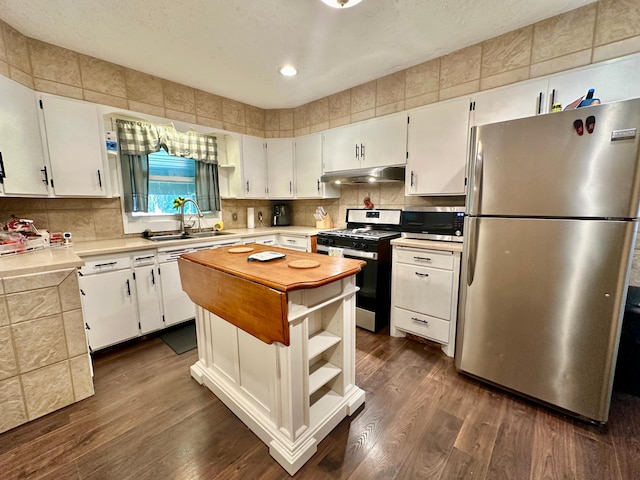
[455,230,462,236]
[360,242,368,250]
[352,241,359,249]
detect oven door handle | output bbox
[316,245,378,260]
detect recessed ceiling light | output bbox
[321,0,363,8]
[279,65,298,77]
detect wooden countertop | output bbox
[179,244,364,345]
[180,243,365,292]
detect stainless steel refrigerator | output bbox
[456,98,640,423]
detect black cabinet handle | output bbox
[246,180,250,193]
[151,269,155,286]
[355,144,359,160]
[415,272,429,277]
[126,279,131,296]
[410,170,414,187]
[537,92,543,115]
[97,170,102,188]
[41,165,48,185]
[94,261,117,268]
[289,181,292,193]
[0,152,5,184]
[360,143,365,161]
[413,256,432,262]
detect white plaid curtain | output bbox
[116,120,217,163]
[116,119,220,213]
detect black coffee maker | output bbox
[272,204,291,226]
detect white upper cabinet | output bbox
[241,135,267,198]
[0,75,49,196]
[360,112,408,168]
[322,113,407,172]
[472,78,550,126]
[294,133,339,199]
[39,95,106,196]
[322,123,360,173]
[406,97,470,196]
[547,54,640,109]
[266,138,294,199]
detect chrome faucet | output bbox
[179,199,204,235]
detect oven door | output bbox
[316,245,379,330]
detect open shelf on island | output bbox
[309,360,341,396]
[308,330,341,359]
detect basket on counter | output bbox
[0,234,46,256]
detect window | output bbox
[141,149,203,215]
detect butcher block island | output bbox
[178,244,366,475]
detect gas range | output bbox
[317,208,402,252]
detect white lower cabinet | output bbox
[242,234,277,245]
[132,252,163,334]
[79,255,138,351]
[278,233,311,252]
[159,259,196,327]
[390,243,461,357]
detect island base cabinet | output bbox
[189,275,365,475]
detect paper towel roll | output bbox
[247,207,255,229]
[213,220,224,231]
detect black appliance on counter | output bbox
[272,204,291,226]
[316,209,402,332]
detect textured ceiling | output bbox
[0,0,595,109]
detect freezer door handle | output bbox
[471,137,484,213]
[467,216,478,286]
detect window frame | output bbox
[105,112,224,234]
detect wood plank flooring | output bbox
[1,328,639,480]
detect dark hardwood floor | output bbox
[1,328,639,480]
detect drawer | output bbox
[393,307,450,344]
[279,234,308,251]
[394,246,454,270]
[243,235,277,245]
[394,263,453,320]
[80,254,131,275]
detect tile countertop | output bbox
[0,227,324,277]
[390,237,464,253]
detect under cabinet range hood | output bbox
[320,166,405,184]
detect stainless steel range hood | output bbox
[320,166,405,184]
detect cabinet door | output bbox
[135,265,164,334]
[266,138,294,198]
[160,260,196,327]
[473,78,549,126]
[322,123,360,173]
[360,113,408,168]
[40,96,105,196]
[0,75,49,195]
[394,263,454,321]
[80,270,138,350]
[294,134,323,198]
[548,54,640,108]
[241,136,267,198]
[406,97,470,196]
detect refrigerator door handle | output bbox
[467,127,483,215]
[467,216,478,286]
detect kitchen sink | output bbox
[145,231,231,241]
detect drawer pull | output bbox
[287,239,296,243]
[414,256,432,262]
[94,261,117,268]
[411,317,429,325]
[415,272,429,277]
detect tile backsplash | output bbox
[0,186,464,240]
